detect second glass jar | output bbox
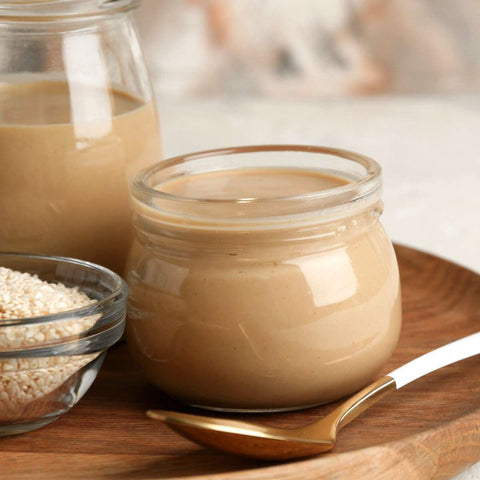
[126,145,402,412]
[0,0,161,274]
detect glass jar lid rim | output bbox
[0,0,139,20]
[132,144,382,206]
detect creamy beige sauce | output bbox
[158,168,349,199]
[0,81,161,274]
[127,168,401,411]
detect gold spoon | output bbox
[148,332,480,460]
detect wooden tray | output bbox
[1,245,480,480]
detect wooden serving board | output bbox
[1,245,480,480]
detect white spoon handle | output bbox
[389,332,480,389]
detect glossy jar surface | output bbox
[126,145,402,412]
[0,0,161,274]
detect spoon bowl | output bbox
[148,409,337,460]
[148,375,394,460]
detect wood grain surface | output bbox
[1,245,479,480]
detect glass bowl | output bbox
[0,252,127,436]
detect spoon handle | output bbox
[389,331,480,388]
[330,332,480,432]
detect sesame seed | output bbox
[0,267,101,423]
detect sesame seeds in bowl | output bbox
[0,253,127,436]
[0,266,95,320]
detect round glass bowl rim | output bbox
[132,144,382,206]
[0,252,127,328]
[0,0,139,21]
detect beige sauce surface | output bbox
[0,81,161,274]
[158,168,348,200]
[127,168,401,411]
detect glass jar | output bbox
[0,0,161,275]
[126,145,402,412]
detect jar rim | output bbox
[0,0,139,21]
[133,144,381,203]
[131,145,383,229]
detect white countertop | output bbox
[158,94,480,479]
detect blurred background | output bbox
[134,0,480,279]
[136,0,480,99]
